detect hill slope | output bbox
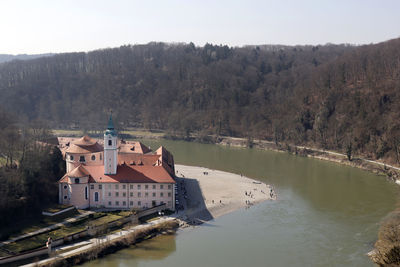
[0,39,399,163]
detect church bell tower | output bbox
[104,115,117,175]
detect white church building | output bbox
[58,116,176,211]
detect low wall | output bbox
[42,206,75,217]
[0,206,166,265]
[137,204,166,218]
[0,247,48,265]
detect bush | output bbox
[372,210,400,265]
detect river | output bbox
[83,140,398,267]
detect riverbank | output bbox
[54,129,400,182]
[18,165,274,266]
[174,165,275,225]
[21,218,179,267]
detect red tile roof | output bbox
[118,141,152,154]
[65,143,104,154]
[59,165,89,182]
[79,164,175,184]
[118,153,160,166]
[74,135,97,146]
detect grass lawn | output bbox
[2,211,137,254]
[3,224,87,253]
[43,204,73,214]
[121,129,164,138]
[89,214,122,226]
[52,129,83,136]
[52,128,165,139]
[0,209,80,242]
[0,249,10,258]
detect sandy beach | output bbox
[175,164,276,223]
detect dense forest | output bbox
[0,38,399,163]
[0,109,64,232]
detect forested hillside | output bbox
[0,109,65,231]
[0,39,399,163]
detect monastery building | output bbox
[58,116,176,210]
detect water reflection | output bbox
[85,234,176,267]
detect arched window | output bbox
[79,155,85,162]
[94,192,99,202]
[91,155,95,161]
[70,155,74,161]
[108,140,112,146]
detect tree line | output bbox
[0,39,399,163]
[0,109,65,234]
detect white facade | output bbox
[104,133,117,175]
[60,182,175,210]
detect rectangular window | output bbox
[138,201,141,206]
[160,185,164,189]
[115,192,119,197]
[168,184,172,189]
[145,192,148,197]
[145,185,148,189]
[152,185,156,189]
[138,192,141,197]
[108,192,111,197]
[123,192,126,197]
[85,187,88,200]
[90,184,94,190]
[168,201,171,206]
[108,201,111,206]
[116,201,119,206]
[168,192,171,197]
[160,192,164,197]
[123,201,126,206]
[152,192,156,197]
[138,185,141,189]
[115,184,119,189]
[130,201,133,206]
[130,184,133,189]
[79,155,85,162]
[130,192,133,197]
[122,184,126,189]
[108,184,111,189]
[99,184,102,190]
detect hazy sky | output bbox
[0,0,399,54]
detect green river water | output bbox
[83,140,398,267]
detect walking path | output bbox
[21,216,176,267]
[0,210,95,247]
[296,145,400,171]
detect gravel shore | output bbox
[175,165,276,223]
